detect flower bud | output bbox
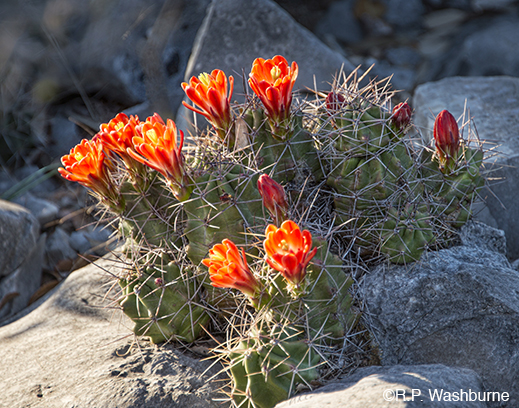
[325,92,346,114]
[433,109,460,173]
[257,174,288,226]
[391,102,412,131]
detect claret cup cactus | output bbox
[59,55,487,407]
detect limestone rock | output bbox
[0,255,220,408]
[276,364,486,408]
[361,221,519,407]
[0,199,44,321]
[413,76,519,259]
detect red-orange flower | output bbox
[59,139,122,210]
[94,113,148,184]
[127,113,191,201]
[248,55,298,139]
[263,220,317,287]
[182,69,234,143]
[257,174,288,226]
[202,239,260,298]
[95,113,140,157]
[433,109,460,173]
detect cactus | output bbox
[119,252,210,343]
[315,76,484,263]
[58,56,488,408]
[183,165,263,265]
[245,108,323,184]
[228,325,320,408]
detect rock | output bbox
[385,46,422,68]
[361,222,519,407]
[314,0,363,45]
[68,230,92,254]
[0,255,221,407]
[45,226,78,271]
[14,193,60,226]
[412,75,519,259]
[460,18,519,77]
[0,200,44,321]
[382,0,425,30]
[471,0,518,11]
[69,225,116,256]
[178,0,356,128]
[276,364,487,408]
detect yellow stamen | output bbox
[198,72,212,86]
[146,129,158,142]
[270,66,281,81]
[279,239,289,251]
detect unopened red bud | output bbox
[433,109,460,173]
[391,102,412,130]
[154,278,164,287]
[325,92,346,114]
[257,174,288,226]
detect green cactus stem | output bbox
[119,253,210,343]
[245,108,323,184]
[229,325,320,408]
[183,165,263,265]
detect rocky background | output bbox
[1,0,519,407]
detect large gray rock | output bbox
[413,76,519,259]
[0,199,44,321]
[276,364,487,408]
[0,255,220,408]
[361,221,519,407]
[178,0,356,127]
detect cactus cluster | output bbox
[314,71,484,263]
[59,56,486,407]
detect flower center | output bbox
[278,239,289,252]
[270,66,281,82]
[198,72,212,87]
[146,129,159,143]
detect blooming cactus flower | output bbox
[433,109,460,173]
[257,174,288,226]
[127,113,191,201]
[263,220,317,289]
[95,113,140,157]
[202,239,261,298]
[182,69,234,144]
[248,55,298,139]
[59,138,123,211]
[94,113,148,185]
[391,102,412,131]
